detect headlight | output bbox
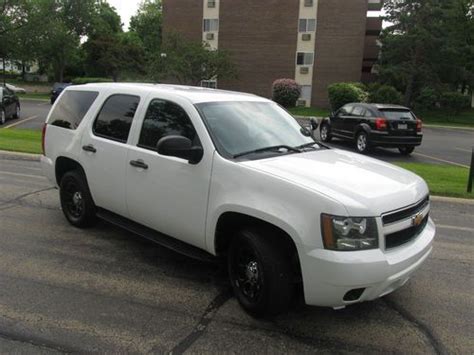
[321,214,378,251]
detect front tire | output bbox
[356,131,370,154]
[13,104,20,119]
[320,123,332,142]
[228,228,293,317]
[59,170,97,228]
[399,146,415,155]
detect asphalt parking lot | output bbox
[0,154,473,353]
[8,99,474,168]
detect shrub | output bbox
[328,82,368,110]
[369,84,403,105]
[415,87,439,110]
[272,79,301,108]
[439,92,470,114]
[72,77,113,85]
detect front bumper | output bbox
[299,217,435,308]
[369,131,423,147]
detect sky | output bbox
[106,0,142,31]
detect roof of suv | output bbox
[351,103,411,111]
[72,83,266,104]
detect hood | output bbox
[243,149,429,216]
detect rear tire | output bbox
[320,123,332,142]
[59,170,97,228]
[355,131,370,154]
[0,110,5,125]
[399,146,415,155]
[228,228,293,317]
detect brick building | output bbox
[162,0,383,108]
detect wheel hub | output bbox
[72,191,82,206]
[245,261,259,282]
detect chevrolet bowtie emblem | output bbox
[412,213,424,227]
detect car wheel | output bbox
[356,131,370,154]
[228,228,293,317]
[13,104,20,119]
[399,146,415,155]
[320,123,332,142]
[0,110,5,125]
[60,170,97,228]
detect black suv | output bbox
[320,103,423,155]
[0,86,20,125]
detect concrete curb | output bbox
[0,150,41,161]
[431,195,474,205]
[19,97,50,102]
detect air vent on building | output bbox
[302,33,311,41]
[208,0,216,8]
[300,67,310,74]
[206,33,215,40]
[304,0,314,7]
[297,99,307,107]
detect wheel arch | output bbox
[55,156,87,186]
[354,123,371,139]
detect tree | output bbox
[150,32,236,85]
[83,32,146,81]
[377,0,474,106]
[129,0,162,54]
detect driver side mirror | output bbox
[310,117,319,131]
[156,135,203,165]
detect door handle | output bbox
[82,144,97,153]
[130,159,148,170]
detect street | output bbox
[7,99,474,167]
[0,154,473,353]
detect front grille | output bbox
[385,215,429,249]
[382,196,429,225]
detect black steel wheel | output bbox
[228,228,293,317]
[60,170,96,228]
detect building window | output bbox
[201,80,217,89]
[296,52,314,65]
[207,0,216,8]
[304,0,314,7]
[299,19,316,32]
[203,19,219,32]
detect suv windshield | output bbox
[380,109,415,120]
[196,101,314,158]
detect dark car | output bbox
[50,83,72,104]
[0,86,20,125]
[320,103,423,155]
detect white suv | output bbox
[41,83,435,316]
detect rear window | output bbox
[380,110,415,120]
[48,90,99,130]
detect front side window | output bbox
[296,52,314,65]
[138,99,198,151]
[299,19,316,32]
[203,19,219,32]
[196,101,314,158]
[93,94,140,142]
[48,90,99,130]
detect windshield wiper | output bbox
[234,145,302,158]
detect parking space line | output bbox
[3,115,38,129]
[413,152,469,168]
[0,171,45,179]
[437,224,474,233]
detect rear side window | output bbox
[48,91,98,130]
[352,106,365,117]
[93,94,140,143]
[138,99,198,150]
[381,110,415,120]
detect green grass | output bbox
[288,107,330,117]
[0,128,42,154]
[289,107,474,128]
[417,109,474,127]
[396,163,473,199]
[18,93,50,100]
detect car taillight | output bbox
[41,123,47,155]
[416,119,422,132]
[375,118,388,131]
